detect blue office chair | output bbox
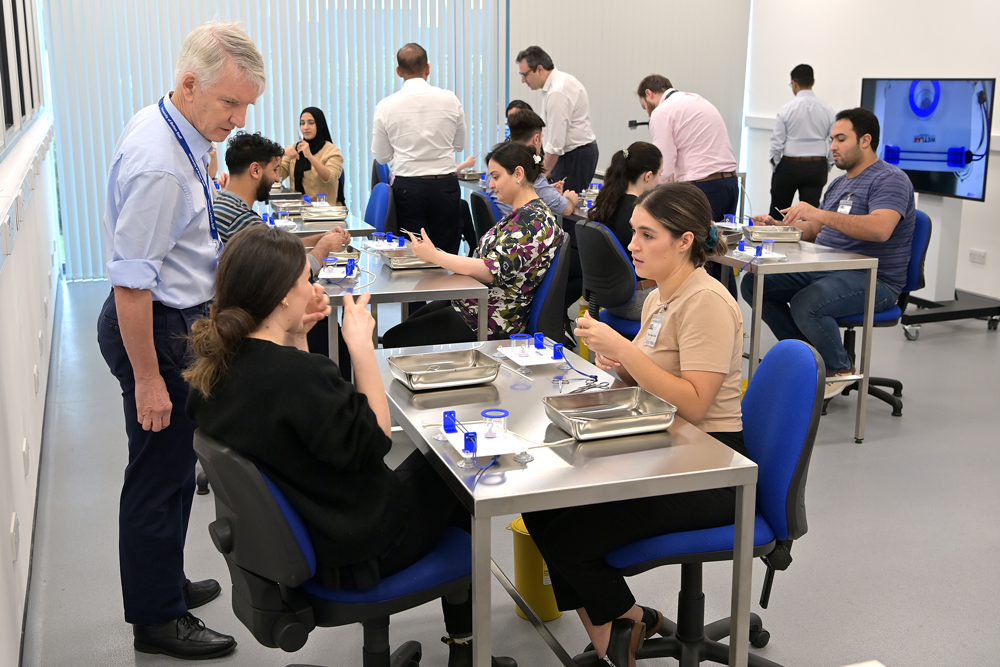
[832,209,932,418]
[193,430,472,667]
[365,183,397,234]
[576,221,642,339]
[469,191,501,242]
[572,339,825,667]
[527,231,571,341]
[371,160,391,190]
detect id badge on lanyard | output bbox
[643,306,667,348]
[837,193,853,215]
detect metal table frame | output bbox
[377,341,759,667]
[715,240,878,443]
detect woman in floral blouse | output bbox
[382,142,564,346]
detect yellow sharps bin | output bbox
[507,516,561,621]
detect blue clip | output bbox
[748,218,754,226]
[386,232,394,243]
[463,432,477,455]
[346,258,355,276]
[738,239,745,252]
[398,235,405,247]
[304,195,312,203]
[443,411,457,433]
[534,332,545,349]
[755,245,763,257]
[553,343,564,360]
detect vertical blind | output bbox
[43,0,501,281]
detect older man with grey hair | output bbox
[96,21,264,660]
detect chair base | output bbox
[287,638,420,667]
[821,377,903,417]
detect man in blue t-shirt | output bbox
[742,107,915,397]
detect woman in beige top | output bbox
[279,107,344,202]
[521,182,745,667]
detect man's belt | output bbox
[694,171,736,182]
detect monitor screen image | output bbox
[860,78,995,201]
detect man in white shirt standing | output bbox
[516,46,598,194]
[769,64,837,215]
[372,43,468,254]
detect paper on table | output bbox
[731,249,786,262]
[363,240,406,251]
[318,266,347,280]
[441,424,523,457]
[495,346,561,367]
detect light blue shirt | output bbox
[489,174,568,217]
[103,94,218,309]
[770,90,836,168]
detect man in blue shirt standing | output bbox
[96,22,265,660]
[743,107,915,399]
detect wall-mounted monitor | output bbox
[860,78,995,201]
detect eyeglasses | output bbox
[519,68,534,80]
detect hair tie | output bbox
[533,154,541,164]
[622,148,629,159]
[703,225,719,251]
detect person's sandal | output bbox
[602,618,645,667]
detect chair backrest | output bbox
[336,171,346,206]
[576,221,636,315]
[193,430,315,586]
[370,160,391,190]
[741,340,825,542]
[364,183,392,233]
[469,191,498,241]
[527,231,570,339]
[899,209,932,306]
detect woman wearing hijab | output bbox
[279,107,345,202]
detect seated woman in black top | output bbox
[185,226,515,667]
[586,141,662,320]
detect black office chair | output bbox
[830,209,932,418]
[526,231,571,341]
[371,160,391,190]
[193,431,472,667]
[336,170,346,206]
[459,200,478,257]
[576,220,642,338]
[469,191,499,242]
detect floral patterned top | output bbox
[453,199,563,338]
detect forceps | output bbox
[567,380,611,394]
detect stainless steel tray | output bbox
[388,350,500,391]
[301,206,349,222]
[543,387,677,441]
[379,249,440,270]
[458,169,485,181]
[743,226,802,243]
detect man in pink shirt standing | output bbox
[638,74,739,222]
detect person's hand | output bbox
[574,311,627,360]
[564,190,579,206]
[329,226,351,247]
[341,292,375,350]
[217,172,230,189]
[751,214,777,226]
[295,283,331,336]
[135,375,172,432]
[595,352,623,371]
[552,179,565,194]
[781,201,818,225]
[405,228,439,262]
[314,232,346,257]
[284,144,299,160]
[457,156,476,171]
[297,140,314,160]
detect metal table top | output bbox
[715,239,878,274]
[292,211,374,239]
[377,341,758,516]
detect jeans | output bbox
[740,270,898,373]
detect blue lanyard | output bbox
[158,97,221,252]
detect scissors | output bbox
[568,380,611,394]
[551,375,589,393]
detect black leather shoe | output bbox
[603,618,645,667]
[182,578,221,610]
[639,605,664,638]
[134,613,236,660]
[443,636,517,667]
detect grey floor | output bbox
[20,279,1000,667]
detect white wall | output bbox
[508,0,751,176]
[744,0,1000,299]
[0,116,59,667]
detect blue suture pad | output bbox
[884,145,901,164]
[947,147,967,168]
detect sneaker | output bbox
[823,367,856,400]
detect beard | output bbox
[255,177,274,203]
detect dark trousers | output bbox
[392,175,463,255]
[692,176,740,298]
[97,291,203,625]
[521,431,745,626]
[382,301,478,348]
[551,141,599,194]
[770,159,828,213]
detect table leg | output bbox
[471,514,492,667]
[372,303,379,348]
[855,267,877,443]
[748,273,763,379]
[478,295,488,342]
[328,307,340,361]
[729,482,755,667]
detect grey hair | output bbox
[173,21,266,94]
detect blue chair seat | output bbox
[599,310,642,338]
[606,513,775,572]
[302,527,471,604]
[836,304,902,328]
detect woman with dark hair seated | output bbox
[184,226,515,667]
[521,183,744,667]
[585,141,662,320]
[382,142,563,347]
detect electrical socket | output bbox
[969,249,987,265]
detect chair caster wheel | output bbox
[988,316,999,331]
[196,471,210,495]
[749,625,770,648]
[903,324,920,340]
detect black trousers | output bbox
[769,159,828,213]
[521,431,746,626]
[382,301,478,348]
[692,176,740,298]
[97,290,203,625]
[392,175,464,255]
[551,141,599,194]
